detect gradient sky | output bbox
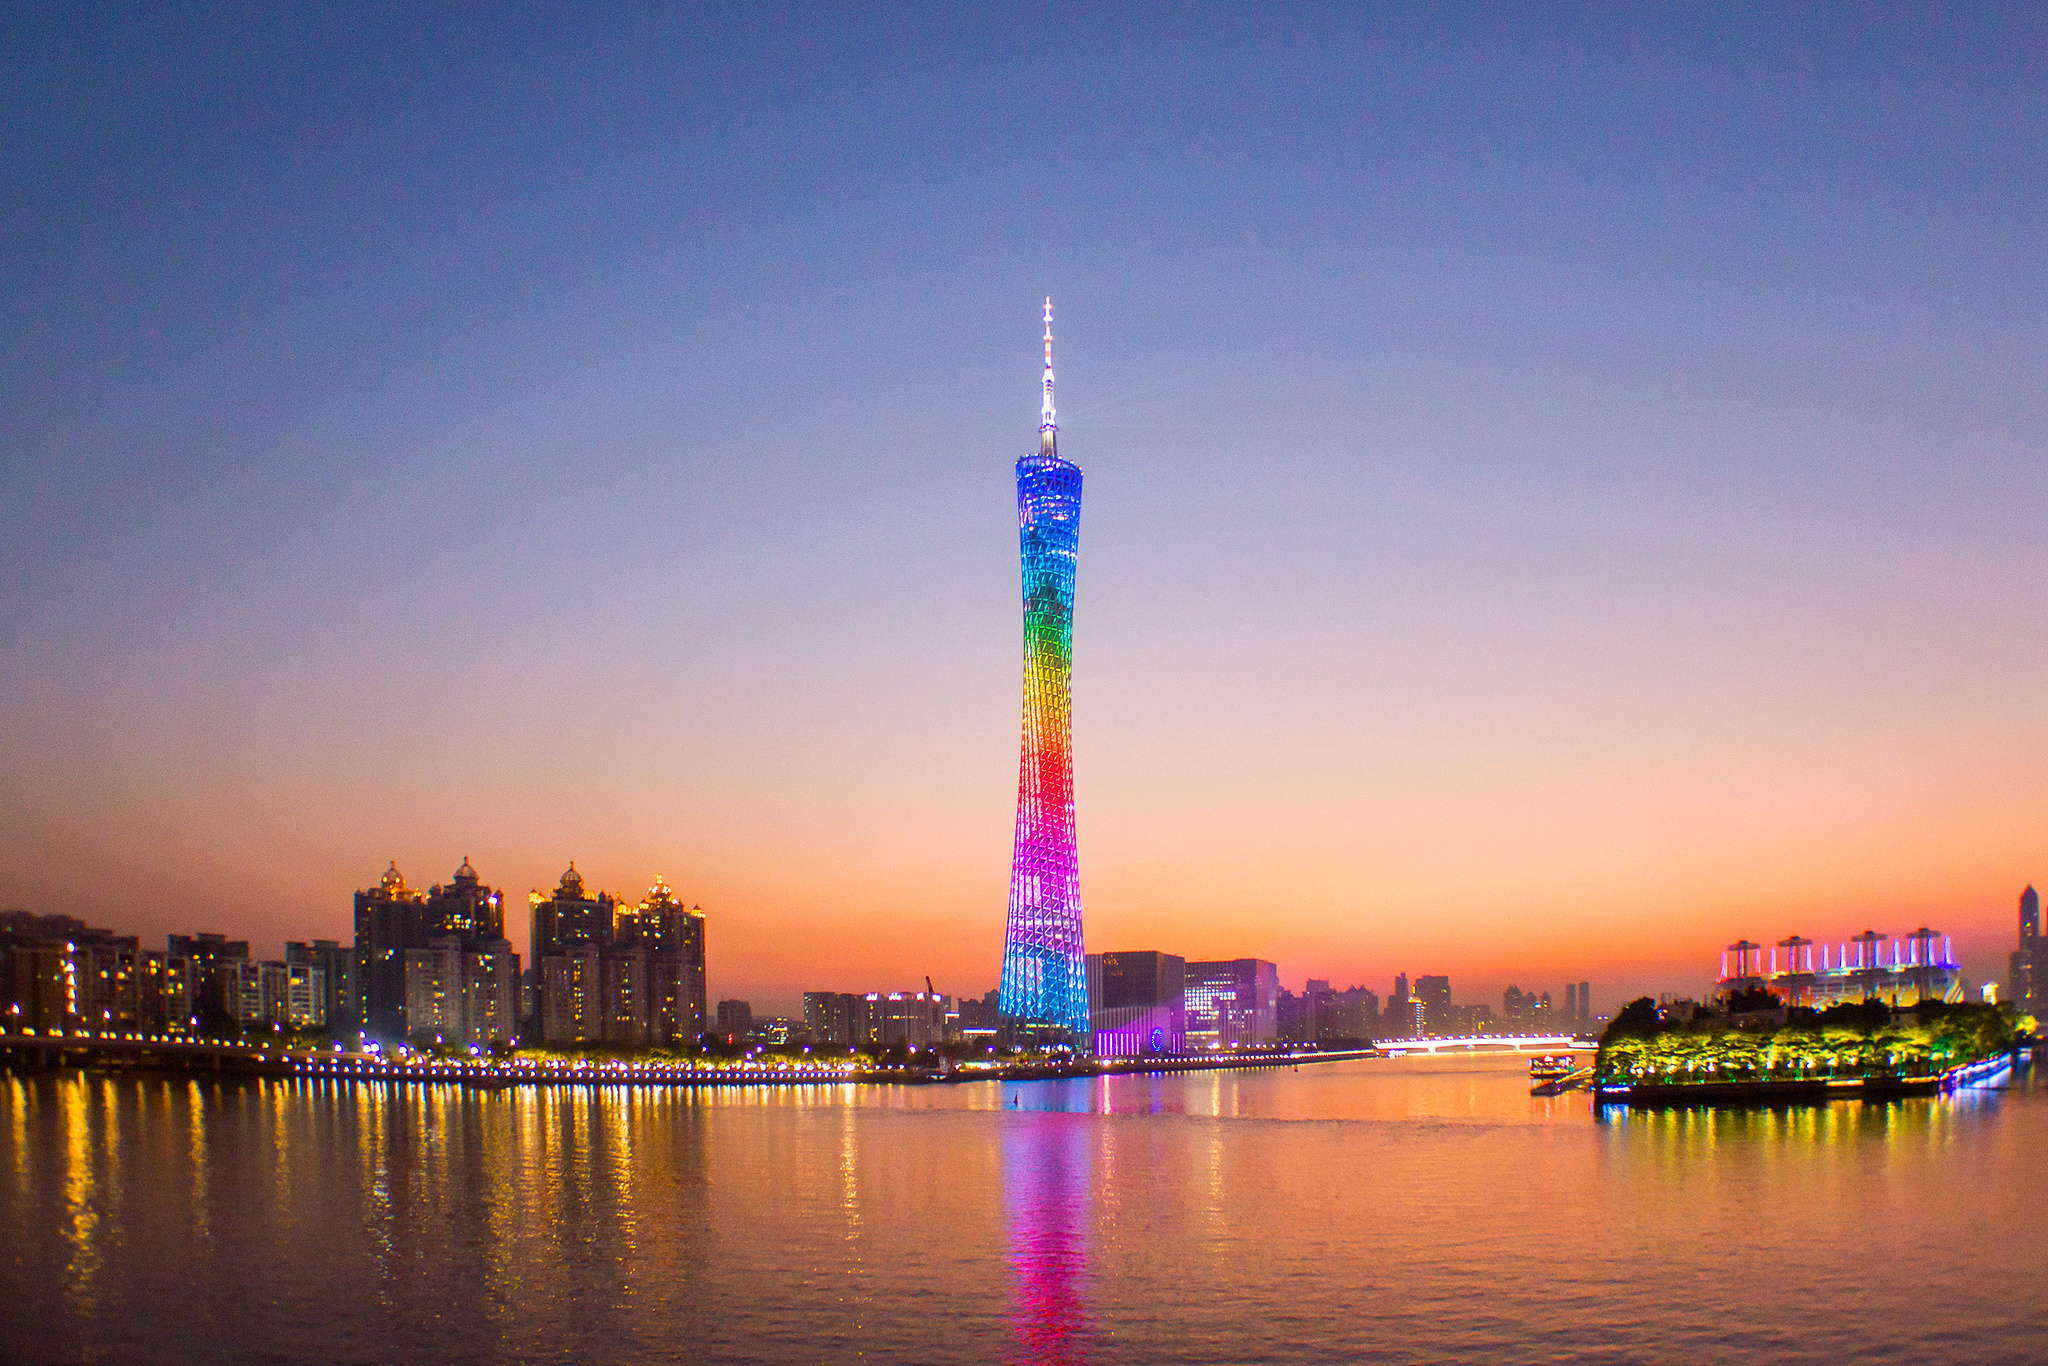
[4,5,2045,1016]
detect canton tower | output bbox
[999,298,1089,1046]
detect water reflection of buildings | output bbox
[1003,1118,1091,1365]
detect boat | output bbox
[1529,1054,1575,1082]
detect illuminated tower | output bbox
[999,298,1089,1045]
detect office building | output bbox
[1085,951,1185,1057]
[1185,959,1279,1048]
[1380,974,1413,1039]
[868,990,949,1049]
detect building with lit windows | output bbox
[286,939,356,1032]
[357,860,520,1044]
[532,870,704,1045]
[1185,959,1279,1048]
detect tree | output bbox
[1601,998,1659,1046]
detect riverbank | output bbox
[0,1030,1375,1089]
[1590,998,2032,1108]
[1595,1045,2031,1108]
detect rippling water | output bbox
[4,1055,2044,1364]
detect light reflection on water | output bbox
[3,1056,2045,1365]
[1003,1115,1092,1364]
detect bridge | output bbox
[1377,1033,1593,1056]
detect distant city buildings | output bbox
[956,988,1001,1040]
[1279,981,1379,1042]
[1,858,712,1051]
[1563,982,1593,1031]
[715,998,752,1044]
[0,913,367,1037]
[2,912,180,1034]
[798,989,955,1050]
[1502,985,1554,1030]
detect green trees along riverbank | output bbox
[1595,998,2030,1086]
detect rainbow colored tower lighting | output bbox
[999,298,1089,1046]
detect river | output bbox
[4,1054,2043,1363]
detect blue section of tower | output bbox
[998,447,1088,1043]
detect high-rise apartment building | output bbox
[355,864,424,1038]
[999,301,1090,1048]
[531,870,704,1046]
[286,940,357,1033]
[357,861,520,1045]
[633,879,707,1045]
[804,991,862,1049]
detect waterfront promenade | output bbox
[0,1028,1371,1088]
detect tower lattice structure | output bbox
[1000,298,1089,1045]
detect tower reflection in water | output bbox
[1002,1114,1092,1365]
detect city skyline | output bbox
[4,8,2047,1011]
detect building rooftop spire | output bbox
[1041,296,1057,454]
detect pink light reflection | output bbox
[1002,1114,1092,1365]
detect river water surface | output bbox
[4,1054,2044,1364]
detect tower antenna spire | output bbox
[1041,296,1057,454]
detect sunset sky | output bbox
[4,6,2045,1015]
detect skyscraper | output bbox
[999,299,1089,1046]
[1415,975,1452,1035]
[2013,885,2041,1013]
